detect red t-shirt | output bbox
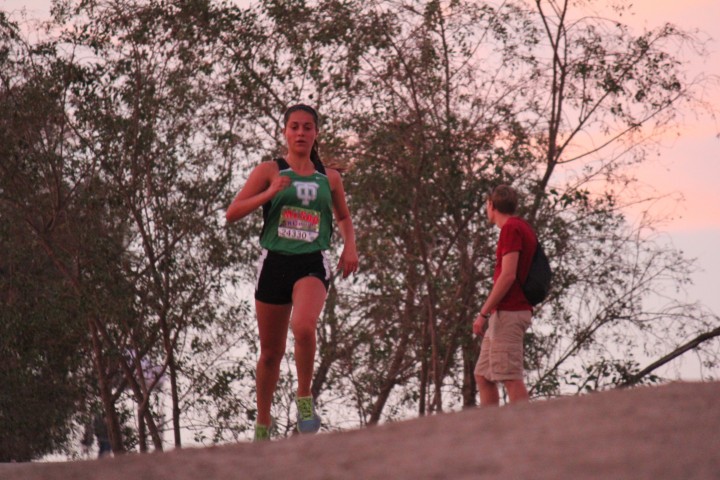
[493,216,537,311]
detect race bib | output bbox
[278,206,320,243]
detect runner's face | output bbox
[283,111,317,156]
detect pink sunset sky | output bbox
[3,0,719,332]
[614,0,720,335]
[622,0,720,232]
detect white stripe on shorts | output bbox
[321,251,331,281]
[255,249,268,289]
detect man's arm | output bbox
[472,251,519,335]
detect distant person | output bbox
[226,104,358,441]
[93,413,112,458]
[80,421,94,457]
[473,185,537,405]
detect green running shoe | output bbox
[254,415,278,442]
[296,396,321,434]
[254,422,271,442]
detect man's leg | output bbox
[476,374,500,406]
[504,379,529,403]
[475,313,499,407]
[492,310,532,404]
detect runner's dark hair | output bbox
[283,104,323,169]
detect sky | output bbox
[617,0,720,323]
[623,0,720,233]
[3,0,719,364]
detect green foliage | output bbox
[0,248,86,461]
[0,25,95,458]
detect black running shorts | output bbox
[255,249,331,305]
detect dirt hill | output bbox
[3,381,719,479]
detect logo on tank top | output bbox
[294,181,319,206]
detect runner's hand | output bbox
[268,175,292,196]
[337,247,358,278]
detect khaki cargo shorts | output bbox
[475,310,532,382]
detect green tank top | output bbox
[259,158,333,254]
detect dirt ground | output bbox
[3,381,719,480]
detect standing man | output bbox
[473,185,537,405]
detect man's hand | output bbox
[473,313,489,336]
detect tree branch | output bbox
[620,324,720,388]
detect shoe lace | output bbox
[254,424,270,441]
[298,398,314,420]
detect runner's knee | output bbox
[258,346,285,369]
[292,320,316,346]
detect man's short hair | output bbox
[489,185,518,214]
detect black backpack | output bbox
[522,241,552,306]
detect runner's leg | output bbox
[255,300,292,427]
[291,276,327,397]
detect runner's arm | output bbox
[329,169,358,278]
[226,162,288,223]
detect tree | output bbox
[310,0,719,424]
[519,0,720,394]
[0,207,86,461]
[2,0,253,453]
[0,13,129,458]
[48,0,260,450]
[325,0,544,421]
